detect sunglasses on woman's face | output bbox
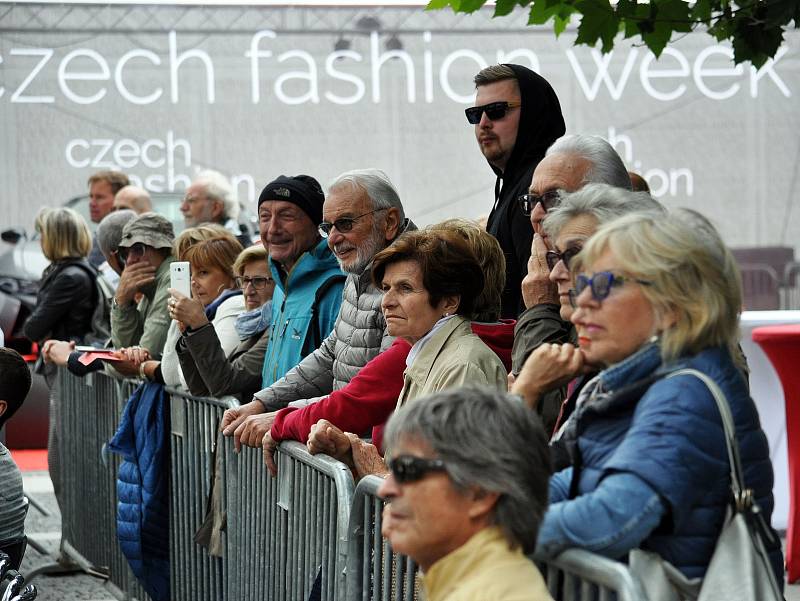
[574,271,653,302]
[386,455,447,484]
[545,245,583,272]
[464,101,521,125]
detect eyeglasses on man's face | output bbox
[465,101,521,125]
[386,455,447,484]
[118,242,148,266]
[545,245,583,272]
[574,271,653,303]
[518,190,561,217]
[235,276,274,290]
[318,208,388,238]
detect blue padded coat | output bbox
[107,381,170,601]
[562,342,782,582]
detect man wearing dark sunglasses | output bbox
[469,64,565,319]
[111,213,175,367]
[378,388,552,600]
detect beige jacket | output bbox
[422,527,553,601]
[397,315,506,409]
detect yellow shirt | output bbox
[422,527,554,601]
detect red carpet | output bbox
[9,448,48,471]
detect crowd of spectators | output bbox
[5,61,784,601]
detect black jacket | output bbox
[24,259,97,344]
[485,64,565,319]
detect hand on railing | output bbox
[224,405,277,452]
[262,431,280,476]
[346,433,389,480]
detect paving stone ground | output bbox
[14,470,800,601]
[19,472,114,601]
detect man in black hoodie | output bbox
[469,64,565,319]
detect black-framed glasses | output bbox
[574,271,653,302]
[465,101,521,125]
[545,246,583,272]
[386,455,447,484]
[235,276,274,290]
[518,190,561,217]
[318,208,388,238]
[118,242,147,266]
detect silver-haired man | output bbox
[513,135,633,431]
[181,170,251,247]
[222,168,414,449]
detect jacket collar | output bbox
[405,315,470,385]
[423,527,511,597]
[268,237,340,294]
[597,340,663,394]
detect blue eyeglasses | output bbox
[574,271,652,302]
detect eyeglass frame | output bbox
[386,454,448,484]
[573,271,653,303]
[465,100,522,125]
[545,245,583,272]
[117,242,148,266]
[518,190,561,217]
[235,275,274,290]
[318,207,388,238]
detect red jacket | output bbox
[270,320,515,451]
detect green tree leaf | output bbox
[495,0,522,17]
[425,0,799,67]
[425,0,456,11]
[575,0,619,52]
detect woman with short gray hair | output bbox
[512,184,663,431]
[379,387,553,601]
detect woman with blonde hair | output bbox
[533,209,782,589]
[132,227,244,388]
[24,207,97,348]
[177,244,275,402]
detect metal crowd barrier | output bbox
[57,369,647,601]
[225,440,355,601]
[168,389,233,601]
[346,475,418,601]
[345,475,646,601]
[57,368,151,601]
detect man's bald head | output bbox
[114,185,152,214]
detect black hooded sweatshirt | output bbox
[485,65,565,319]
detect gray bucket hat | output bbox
[118,212,174,249]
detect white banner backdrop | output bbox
[0,3,798,252]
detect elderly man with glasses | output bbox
[378,387,553,601]
[111,212,176,371]
[222,168,414,450]
[511,135,634,433]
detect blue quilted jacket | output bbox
[567,342,782,581]
[107,381,170,601]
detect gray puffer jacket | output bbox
[255,264,391,411]
[255,219,416,411]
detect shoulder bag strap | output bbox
[665,368,745,502]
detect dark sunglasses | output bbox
[518,190,561,217]
[235,276,274,290]
[574,271,653,302]
[318,208,388,238]
[386,455,447,484]
[464,101,521,125]
[545,246,583,272]
[117,242,147,266]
